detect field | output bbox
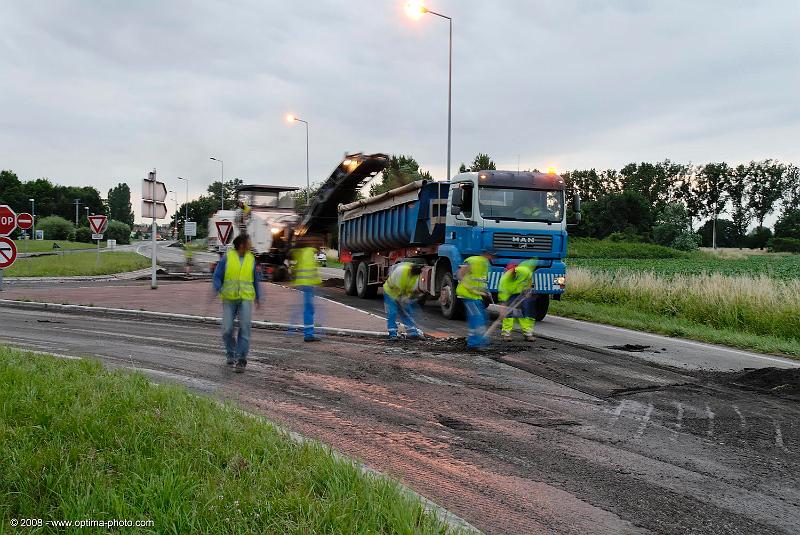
[559,239,800,357]
[13,240,105,253]
[0,347,454,534]
[5,252,149,277]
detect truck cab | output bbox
[435,170,574,319]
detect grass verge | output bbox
[13,240,105,253]
[5,252,149,277]
[550,300,800,358]
[0,347,456,534]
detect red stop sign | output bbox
[0,205,16,236]
[17,213,33,230]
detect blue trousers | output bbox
[461,298,488,348]
[222,299,253,363]
[384,294,420,338]
[299,286,316,339]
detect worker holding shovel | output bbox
[497,263,535,341]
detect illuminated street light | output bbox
[405,2,453,180]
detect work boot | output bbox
[304,336,321,343]
[234,360,247,373]
[525,333,536,342]
[501,331,512,339]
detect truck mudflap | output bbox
[486,265,567,295]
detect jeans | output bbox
[299,286,315,339]
[462,298,488,348]
[222,299,253,363]
[384,294,420,338]
[501,293,535,335]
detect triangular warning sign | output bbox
[215,221,234,244]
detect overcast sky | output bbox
[1,0,798,222]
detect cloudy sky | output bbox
[1,0,798,221]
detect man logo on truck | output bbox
[512,235,536,248]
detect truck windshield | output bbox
[478,187,564,222]
[239,190,295,209]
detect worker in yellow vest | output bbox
[212,234,261,372]
[383,262,423,340]
[456,252,493,349]
[498,263,535,341]
[290,244,322,342]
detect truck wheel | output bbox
[356,262,378,299]
[534,294,550,321]
[439,272,463,320]
[344,262,358,296]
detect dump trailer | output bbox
[338,171,581,320]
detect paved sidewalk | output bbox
[0,280,387,333]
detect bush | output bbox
[37,216,74,241]
[105,220,131,245]
[771,237,800,254]
[774,209,800,240]
[745,226,772,249]
[75,227,93,243]
[671,232,701,251]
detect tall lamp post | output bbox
[177,177,190,242]
[286,113,310,206]
[169,190,177,239]
[405,1,452,180]
[28,198,35,239]
[84,206,89,226]
[209,157,224,210]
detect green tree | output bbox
[459,153,496,173]
[368,155,431,197]
[23,178,56,220]
[698,218,737,248]
[748,159,785,229]
[107,183,134,226]
[105,220,132,245]
[782,164,799,214]
[745,226,772,250]
[581,191,653,240]
[207,178,243,206]
[653,203,698,249]
[0,170,26,212]
[695,162,730,248]
[620,160,685,210]
[37,215,74,240]
[726,164,753,247]
[774,209,800,240]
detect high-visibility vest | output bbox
[383,262,419,300]
[220,250,256,301]
[292,247,321,286]
[498,264,533,302]
[456,255,489,300]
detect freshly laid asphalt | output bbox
[1,305,798,534]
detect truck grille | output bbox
[492,233,553,252]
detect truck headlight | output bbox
[270,228,281,234]
[554,275,566,287]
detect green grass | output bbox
[551,300,800,358]
[0,347,455,534]
[13,240,105,253]
[568,255,800,280]
[5,252,149,277]
[568,238,689,259]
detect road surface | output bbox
[2,306,798,534]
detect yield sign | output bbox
[0,237,17,269]
[17,213,34,230]
[215,221,234,244]
[0,205,16,236]
[88,215,108,234]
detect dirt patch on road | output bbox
[726,367,800,398]
[321,277,344,288]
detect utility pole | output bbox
[73,199,81,226]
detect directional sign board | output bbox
[184,221,197,237]
[0,205,16,236]
[16,213,33,230]
[142,169,168,221]
[88,215,108,235]
[0,237,17,269]
[215,220,234,245]
[141,201,168,219]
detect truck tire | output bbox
[439,272,464,320]
[534,294,550,321]
[344,262,358,296]
[356,262,378,299]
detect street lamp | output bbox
[84,206,89,225]
[169,190,177,238]
[405,1,452,180]
[286,113,310,206]
[209,157,224,210]
[28,198,35,238]
[177,177,189,242]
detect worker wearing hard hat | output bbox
[383,261,424,340]
[498,263,535,341]
[290,244,322,342]
[456,252,493,349]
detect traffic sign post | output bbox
[143,169,167,289]
[0,205,17,236]
[215,220,233,247]
[16,213,33,230]
[88,214,108,267]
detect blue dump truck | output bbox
[338,170,581,320]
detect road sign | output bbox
[88,215,108,234]
[0,237,17,269]
[141,201,168,219]
[184,221,197,237]
[0,205,16,236]
[91,233,104,240]
[215,221,234,244]
[17,213,33,230]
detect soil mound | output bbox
[728,367,800,398]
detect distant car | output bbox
[315,251,327,267]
